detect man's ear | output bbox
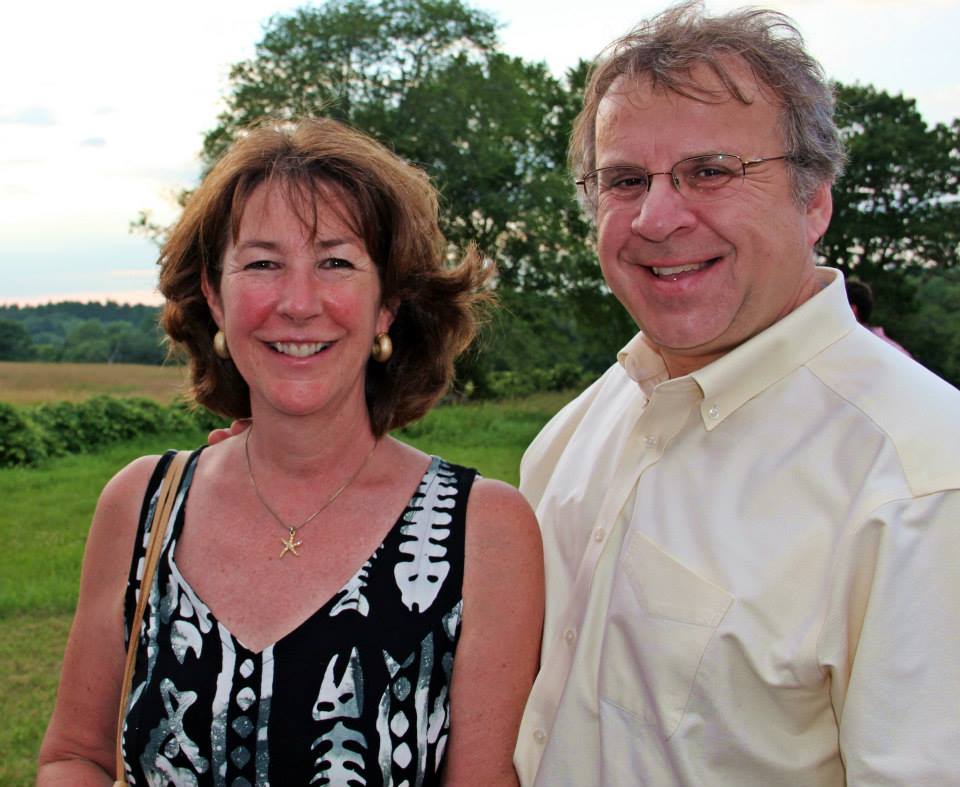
[201,268,224,329]
[805,181,833,249]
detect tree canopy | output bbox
[823,83,960,277]
[201,0,594,294]
[133,0,959,387]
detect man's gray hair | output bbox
[570,1,846,218]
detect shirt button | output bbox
[563,627,576,645]
[594,527,606,542]
[708,405,721,419]
[644,434,658,447]
[533,728,547,744]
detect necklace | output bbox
[243,427,378,558]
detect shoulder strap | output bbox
[113,450,190,784]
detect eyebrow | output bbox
[235,237,358,252]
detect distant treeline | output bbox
[3,280,957,392]
[0,301,165,365]
[0,297,612,399]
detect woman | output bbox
[38,118,543,785]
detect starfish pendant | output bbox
[280,528,302,558]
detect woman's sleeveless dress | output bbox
[121,448,476,787]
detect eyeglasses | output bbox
[576,153,790,210]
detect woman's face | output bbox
[204,179,394,423]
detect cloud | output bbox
[80,136,107,147]
[0,106,57,125]
[918,83,960,126]
[2,287,164,307]
[109,268,157,280]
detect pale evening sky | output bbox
[1,0,957,306]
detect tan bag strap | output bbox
[113,450,190,785]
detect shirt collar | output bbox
[617,267,857,429]
[617,332,670,396]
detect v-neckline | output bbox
[160,452,442,658]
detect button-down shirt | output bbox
[514,268,960,786]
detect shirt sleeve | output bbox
[822,490,960,785]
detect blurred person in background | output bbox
[845,278,912,356]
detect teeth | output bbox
[270,342,329,357]
[651,262,708,277]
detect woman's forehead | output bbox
[231,176,366,247]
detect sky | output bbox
[2,0,958,307]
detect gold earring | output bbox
[213,330,230,360]
[371,332,393,362]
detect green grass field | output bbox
[0,391,572,785]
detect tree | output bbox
[203,0,499,161]
[822,83,960,281]
[897,269,960,387]
[0,319,33,360]
[201,0,595,293]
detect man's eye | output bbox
[604,171,648,191]
[683,157,739,187]
[691,166,731,180]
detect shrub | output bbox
[0,396,228,468]
[0,403,48,467]
[485,363,593,399]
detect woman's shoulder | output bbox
[97,454,166,519]
[464,476,541,557]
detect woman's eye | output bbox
[244,259,277,270]
[322,257,354,270]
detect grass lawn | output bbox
[0,391,573,785]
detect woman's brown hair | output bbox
[159,117,490,436]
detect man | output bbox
[513,3,960,785]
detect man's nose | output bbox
[629,173,696,242]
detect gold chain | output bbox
[243,427,378,558]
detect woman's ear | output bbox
[377,298,399,335]
[201,268,224,329]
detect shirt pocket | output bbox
[599,531,733,738]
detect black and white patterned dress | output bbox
[121,448,475,786]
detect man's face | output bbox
[593,63,832,377]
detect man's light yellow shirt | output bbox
[515,269,960,786]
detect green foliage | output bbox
[893,269,960,387]
[203,0,594,296]
[0,403,49,467]
[483,364,593,399]
[814,83,960,382]
[824,83,960,276]
[455,286,634,397]
[0,319,34,360]
[137,3,960,393]
[0,397,226,468]
[0,302,166,365]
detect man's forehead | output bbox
[598,58,768,119]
